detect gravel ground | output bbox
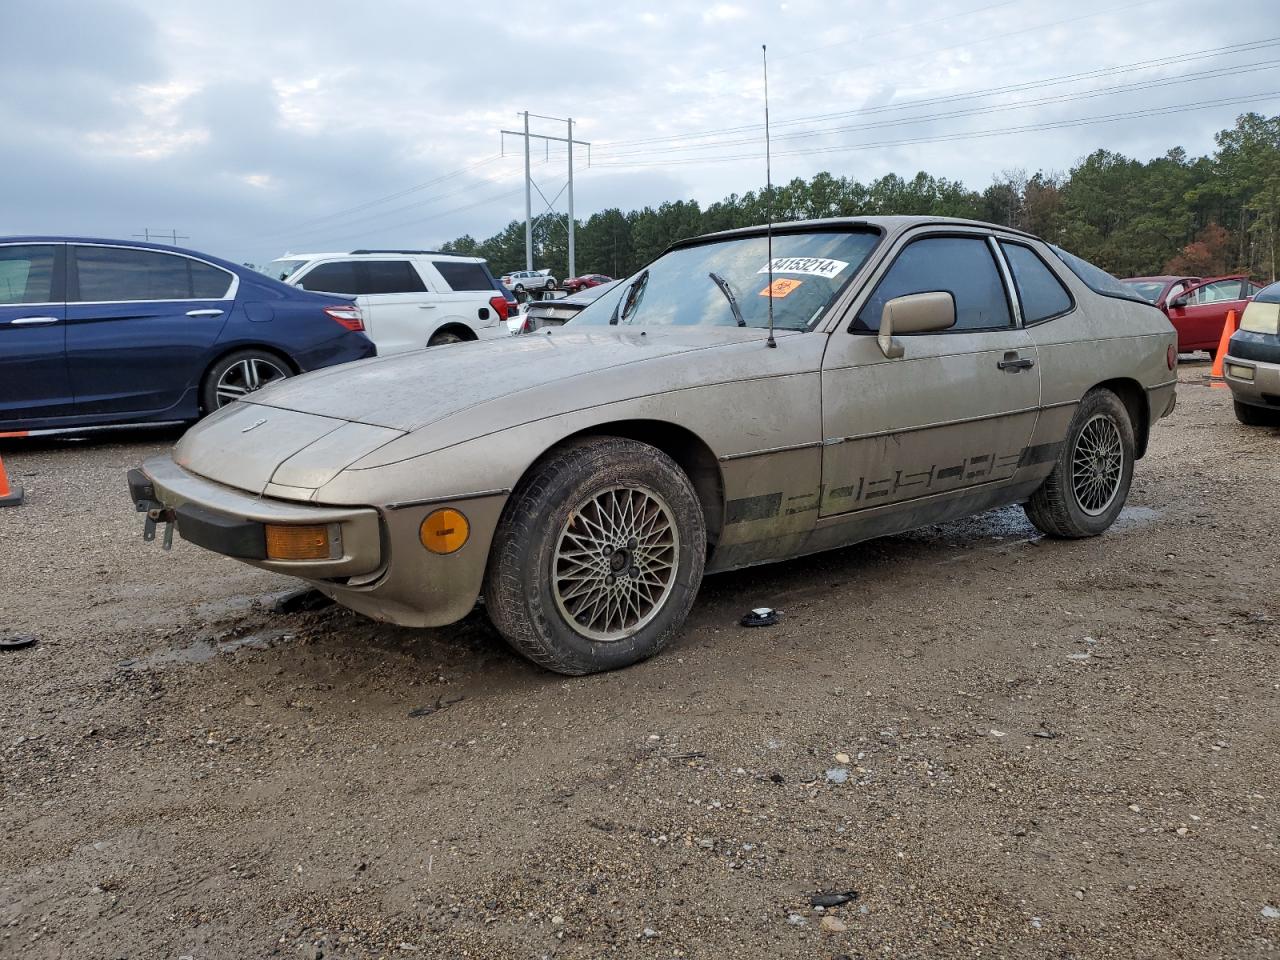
[1,364,1278,960]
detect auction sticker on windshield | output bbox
[758,257,849,278]
[759,278,803,298]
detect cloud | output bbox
[1,0,1275,267]
[702,3,747,23]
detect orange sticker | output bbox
[759,278,802,298]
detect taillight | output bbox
[324,304,364,332]
[488,295,510,322]
[1167,344,1177,370]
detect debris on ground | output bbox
[740,607,780,627]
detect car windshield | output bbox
[570,229,880,331]
[266,259,309,282]
[1121,280,1166,303]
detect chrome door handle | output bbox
[10,316,60,325]
[998,353,1035,371]
[418,304,437,309]
[186,309,224,318]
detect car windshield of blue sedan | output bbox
[570,230,880,331]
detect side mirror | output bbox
[1169,296,1189,309]
[877,291,956,359]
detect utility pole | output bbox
[132,228,188,245]
[501,113,590,280]
[523,111,533,272]
[567,117,575,279]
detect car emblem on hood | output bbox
[241,418,268,433]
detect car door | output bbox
[426,259,505,338]
[65,244,236,418]
[1167,278,1249,351]
[355,259,435,354]
[819,232,1040,521]
[0,242,73,425]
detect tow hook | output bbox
[144,506,177,549]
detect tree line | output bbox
[440,112,1280,283]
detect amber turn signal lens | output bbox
[420,508,469,554]
[265,523,332,561]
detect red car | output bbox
[561,273,612,294]
[1123,274,1265,356]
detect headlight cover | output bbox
[1240,300,1280,335]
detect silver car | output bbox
[128,217,1178,674]
[1223,281,1280,426]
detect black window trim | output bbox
[845,228,1018,336]
[0,241,66,307]
[993,237,1077,327]
[66,242,238,304]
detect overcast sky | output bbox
[3,0,1276,267]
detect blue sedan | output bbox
[0,237,376,435]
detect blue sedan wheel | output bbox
[202,350,290,412]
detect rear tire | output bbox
[1025,388,1135,539]
[428,329,465,346]
[200,349,291,414]
[484,437,706,675]
[1234,400,1280,426]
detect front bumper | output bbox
[130,456,383,580]
[1223,354,1280,408]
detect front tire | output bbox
[1025,388,1135,538]
[1234,400,1280,426]
[484,437,706,675]
[200,349,291,413]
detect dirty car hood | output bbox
[241,329,760,432]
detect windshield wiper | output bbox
[708,272,745,327]
[610,269,649,325]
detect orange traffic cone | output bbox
[0,453,22,507]
[1210,309,1239,379]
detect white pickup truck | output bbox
[268,249,514,354]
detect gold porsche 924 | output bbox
[129,217,1178,674]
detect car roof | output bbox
[683,215,1044,247]
[1255,281,1280,303]
[278,250,485,263]
[1,235,243,272]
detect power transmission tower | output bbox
[132,228,189,245]
[501,112,590,277]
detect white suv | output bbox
[267,250,512,355]
[501,269,558,293]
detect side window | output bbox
[433,261,495,292]
[855,236,1012,332]
[1190,280,1239,305]
[1247,281,1264,297]
[73,246,201,301]
[1167,282,1188,303]
[363,260,427,295]
[999,242,1072,323]
[0,245,56,304]
[297,261,360,295]
[190,260,234,298]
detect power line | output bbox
[278,159,552,247]
[255,154,505,240]
[598,36,1280,150]
[595,58,1280,161]
[591,91,1280,169]
[593,0,1165,137]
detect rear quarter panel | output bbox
[1024,270,1176,465]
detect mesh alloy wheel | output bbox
[1070,413,1124,516]
[213,357,288,408]
[551,484,680,642]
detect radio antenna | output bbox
[762,44,777,348]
